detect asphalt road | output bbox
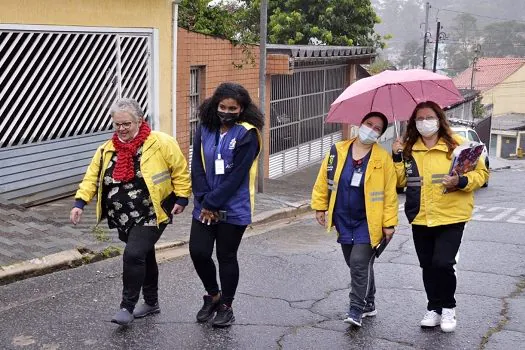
[0,166,524,350]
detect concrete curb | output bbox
[490,166,512,171]
[0,249,83,285]
[155,240,187,252]
[251,200,312,226]
[0,203,313,284]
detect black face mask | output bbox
[217,111,240,126]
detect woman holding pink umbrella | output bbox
[392,101,488,333]
[311,111,398,328]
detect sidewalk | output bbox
[2,155,523,283]
[0,163,320,283]
[489,156,525,170]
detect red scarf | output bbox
[112,122,151,182]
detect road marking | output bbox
[508,209,525,224]
[472,206,518,222]
[397,204,525,224]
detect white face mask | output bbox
[358,124,380,145]
[416,119,439,137]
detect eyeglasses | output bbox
[112,121,134,130]
[415,116,438,122]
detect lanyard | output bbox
[352,158,363,173]
[215,131,226,160]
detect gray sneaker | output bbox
[133,302,160,318]
[111,308,134,326]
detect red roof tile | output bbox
[453,57,525,92]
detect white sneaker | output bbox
[420,310,441,327]
[440,308,457,332]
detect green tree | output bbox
[245,0,386,48]
[179,0,258,68]
[444,14,479,76]
[471,98,485,119]
[373,0,423,47]
[397,40,423,69]
[368,59,396,75]
[481,21,525,57]
[180,0,385,48]
[179,0,238,39]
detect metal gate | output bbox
[0,25,156,205]
[269,65,347,178]
[501,136,517,158]
[474,116,492,154]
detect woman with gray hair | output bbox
[70,98,191,326]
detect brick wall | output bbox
[267,54,292,75]
[177,29,261,157]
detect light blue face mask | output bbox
[358,124,380,144]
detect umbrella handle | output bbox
[394,119,400,139]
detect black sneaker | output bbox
[212,304,235,328]
[343,306,362,327]
[362,302,377,318]
[196,295,220,322]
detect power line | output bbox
[434,7,525,24]
[441,62,525,70]
[456,81,525,89]
[444,41,525,47]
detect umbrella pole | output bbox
[389,86,400,140]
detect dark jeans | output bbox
[412,222,465,313]
[120,224,166,312]
[189,219,246,306]
[341,243,376,311]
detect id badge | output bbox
[350,171,362,187]
[215,158,225,175]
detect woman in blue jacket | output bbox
[190,82,263,327]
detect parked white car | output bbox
[451,126,490,186]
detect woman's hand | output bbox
[70,208,83,225]
[392,138,404,154]
[199,208,218,225]
[443,171,460,189]
[382,227,395,242]
[171,204,185,215]
[315,210,326,227]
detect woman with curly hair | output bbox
[392,101,488,333]
[189,82,263,327]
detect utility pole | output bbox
[422,2,431,69]
[432,21,442,72]
[257,0,267,193]
[470,44,481,89]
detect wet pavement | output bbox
[1,163,525,349]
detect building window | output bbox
[189,67,204,148]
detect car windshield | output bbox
[455,131,466,138]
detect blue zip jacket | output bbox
[333,145,371,244]
[191,123,260,225]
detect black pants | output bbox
[412,222,465,313]
[341,244,376,311]
[189,219,246,306]
[120,224,166,312]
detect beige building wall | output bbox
[0,0,174,134]
[482,66,525,116]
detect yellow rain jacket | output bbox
[393,135,489,226]
[311,138,399,247]
[75,131,191,225]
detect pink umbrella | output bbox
[326,69,463,133]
